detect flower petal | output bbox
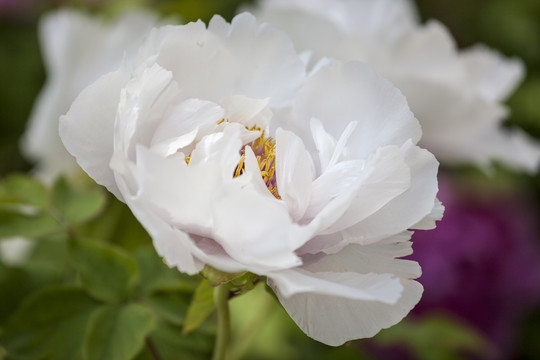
[24,9,160,180]
[460,44,525,102]
[304,144,411,245]
[269,268,403,305]
[275,128,314,220]
[211,185,306,271]
[59,68,129,199]
[138,13,305,106]
[412,198,444,230]
[303,232,421,279]
[150,98,225,156]
[114,63,176,161]
[219,95,272,130]
[399,76,540,172]
[272,277,422,346]
[343,140,439,243]
[295,61,421,160]
[320,145,411,235]
[385,20,461,84]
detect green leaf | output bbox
[78,197,152,250]
[183,279,215,334]
[52,177,106,225]
[0,265,35,325]
[136,318,215,360]
[83,303,155,360]
[0,286,101,360]
[0,174,48,209]
[70,239,139,303]
[144,291,192,326]
[374,312,490,360]
[0,264,60,325]
[134,246,199,295]
[0,238,72,325]
[0,209,61,239]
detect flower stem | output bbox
[145,337,162,360]
[212,285,231,360]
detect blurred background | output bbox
[1,0,540,359]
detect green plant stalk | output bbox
[229,287,274,360]
[212,285,231,360]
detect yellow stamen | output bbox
[184,119,280,199]
[234,129,281,199]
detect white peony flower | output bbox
[252,0,540,172]
[21,8,162,181]
[59,13,441,346]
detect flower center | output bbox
[184,120,281,199]
[234,127,281,199]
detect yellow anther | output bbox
[233,128,281,199]
[185,119,280,199]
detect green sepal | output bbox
[200,264,246,286]
[228,271,259,296]
[182,278,215,334]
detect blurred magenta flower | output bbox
[0,0,33,16]
[410,176,540,357]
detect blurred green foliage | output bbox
[0,174,215,359]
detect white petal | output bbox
[23,9,160,180]
[114,63,176,161]
[400,77,540,172]
[303,161,365,235]
[242,147,277,199]
[275,128,314,220]
[460,44,525,102]
[269,268,402,303]
[115,173,205,274]
[150,98,225,156]
[343,141,439,243]
[219,95,272,130]
[135,207,205,275]
[132,124,250,231]
[133,145,222,231]
[386,21,462,85]
[303,232,422,279]
[272,277,422,346]
[187,124,243,180]
[473,127,540,173]
[254,0,417,64]
[211,185,306,271]
[304,145,411,242]
[321,145,411,234]
[310,117,336,172]
[59,68,129,199]
[140,13,305,106]
[412,197,444,230]
[295,61,421,160]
